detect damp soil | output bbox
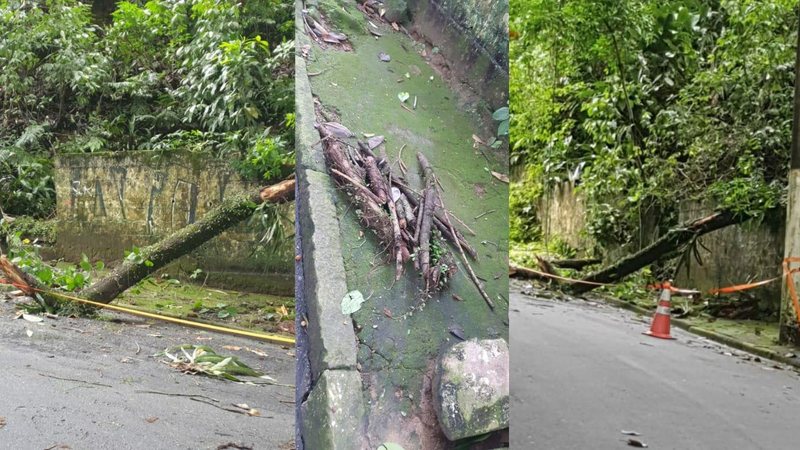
[304,2,510,447]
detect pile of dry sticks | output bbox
[316,121,494,310]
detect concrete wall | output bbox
[52,150,293,295]
[538,182,784,312]
[674,201,784,313]
[407,0,508,108]
[537,182,591,252]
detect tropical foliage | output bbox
[510,0,797,248]
[0,0,294,218]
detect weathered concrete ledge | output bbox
[300,369,368,449]
[295,4,367,446]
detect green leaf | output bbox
[95,261,105,271]
[492,106,509,121]
[341,290,366,315]
[377,444,405,450]
[497,119,509,136]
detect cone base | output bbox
[643,330,675,340]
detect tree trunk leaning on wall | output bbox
[2,180,295,307]
[569,210,748,294]
[78,179,295,304]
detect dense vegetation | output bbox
[0,0,294,220]
[510,0,798,251]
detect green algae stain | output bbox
[307,15,508,400]
[115,278,295,335]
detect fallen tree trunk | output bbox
[570,211,747,294]
[2,180,293,307]
[77,179,295,304]
[551,258,602,270]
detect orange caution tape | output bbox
[783,257,800,324]
[708,277,781,295]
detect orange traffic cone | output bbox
[643,282,676,340]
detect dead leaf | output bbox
[391,22,400,31]
[234,403,250,410]
[278,305,289,316]
[448,324,466,340]
[195,336,212,341]
[491,171,509,183]
[222,346,242,351]
[25,329,33,337]
[0,416,6,428]
[277,321,296,335]
[246,347,268,358]
[21,313,43,323]
[322,122,355,138]
[383,308,393,319]
[378,52,391,62]
[452,293,464,302]
[145,416,159,423]
[147,333,163,338]
[621,430,641,436]
[627,438,648,448]
[367,135,385,149]
[472,134,486,146]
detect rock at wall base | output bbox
[433,338,509,441]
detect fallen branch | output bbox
[38,372,112,388]
[551,258,602,270]
[571,211,748,294]
[434,176,494,310]
[1,179,295,306]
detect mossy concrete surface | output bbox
[114,276,296,336]
[52,150,293,294]
[300,369,368,449]
[407,0,508,108]
[301,1,509,446]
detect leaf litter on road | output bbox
[158,344,266,382]
[626,438,648,448]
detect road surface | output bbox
[0,295,295,450]
[510,287,800,450]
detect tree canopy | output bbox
[0,0,294,218]
[510,0,798,249]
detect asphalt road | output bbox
[510,287,800,450]
[0,296,295,450]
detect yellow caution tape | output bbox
[1,279,295,346]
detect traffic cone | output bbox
[643,282,676,340]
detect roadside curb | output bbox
[596,295,800,370]
[294,2,368,447]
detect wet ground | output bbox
[511,285,800,449]
[303,1,509,447]
[0,291,295,449]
